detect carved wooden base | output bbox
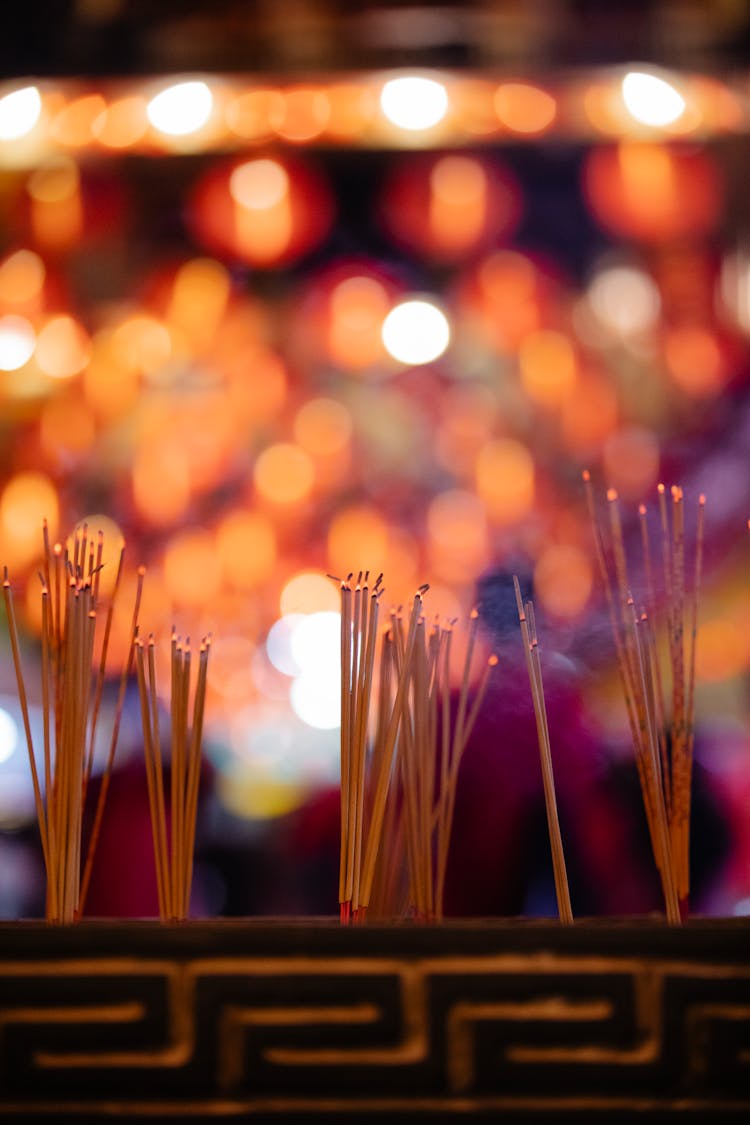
[0,918,748,1120]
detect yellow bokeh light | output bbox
[534,544,593,620]
[132,440,191,526]
[272,87,330,142]
[664,325,725,397]
[225,88,284,140]
[254,442,315,506]
[168,258,230,353]
[35,315,91,379]
[327,504,389,575]
[0,249,45,306]
[39,393,96,462]
[0,471,59,569]
[695,617,747,683]
[27,158,82,249]
[280,571,340,616]
[83,329,141,419]
[494,82,556,134]
[474,438,534,525]
[230,158,289,209]
[293,397,353,456]
[111,315,172,376]
[561,373,618,455]
[427,489,489,583]
[51,94,106,147]
[216,509,277,590]
[518,329,578,407]
[93,95,148,149]
[428,155,487,255]
[327,275,390,370]
[163,527,222,607]
[602,427,660,499]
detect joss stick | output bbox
[585,474,703,923]
[3,570,51,893]
[135,630,211,921]
[77,563,144,916]
[513,577,573,925]
[357,587,424,918]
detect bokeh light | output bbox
[381,298,450,365]
[494,82,556,134]
[146,80,213,137]
[0,249,46,306]
[587,263,661,337]
[35,315,91,378]
[475,438,535,525]
[518,330,578,407]
[280,571,339,616]
[0,705,19,765]
[254,443,315,506]
[163,527,223,608]
[326,276,390,370]
[216,510,277,590]
[0,472,59,569]
[0,86,41,141]
[621,71,686,128]
[602,426,660,499]
[0,315,36,370]
[327,505,389,575]
[380,76,448,131]
[534,544,593,620]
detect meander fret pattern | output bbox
[1,939,749,1117]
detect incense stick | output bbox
[135,629,211,920]
[513,576,573,925]
[584,474,704,923]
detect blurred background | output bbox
[0,0,749,919]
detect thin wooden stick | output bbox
[514,577,573,924]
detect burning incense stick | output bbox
[584,473,705,923]
[3,524,143,922]
[333,575,496,923]
[135,630,211,921]
[513,576,573,925]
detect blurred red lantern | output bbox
[582,142,722,243]
[188,153,334,268]
[378,151,522,264]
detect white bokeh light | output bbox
[588,265,661,337]
[147,80,213,137]
[0,706,18,764]
[289,612,342,730]
[0,86,41,141]
[0,315,36,371]
[266,615,304,677]
[382,298,451,365]
[380,76,449,131]
[622,71,685,128]
[290,671,341,730]
[229,159,289,209]
[290,611,341,673]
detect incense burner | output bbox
[0,917,748,1120]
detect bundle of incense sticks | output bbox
[135,630,210,921]
[584,473,705,924]
[2,521,144,922]
[333,573,496,923]
[513,576,573,925]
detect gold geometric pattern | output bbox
[0,933,749,1116]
